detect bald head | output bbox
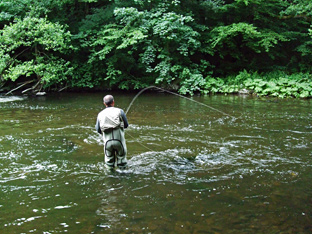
[103,95,114,107]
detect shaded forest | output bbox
[0,0,312,97]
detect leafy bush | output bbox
[0,15,73,91]
[242,72,312,98]
[192,71,312,98]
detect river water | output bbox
[0,92,311,233]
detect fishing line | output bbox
[125,85,237,119]
[125,86,155,115]
[125,86,238,152]
[126,131,155,152]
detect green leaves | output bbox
[2,61,34,82]
[177,70,312,98]
[0,16,72,52]
[209,22,288,55]
[178,70,205,95]
[80,3,201,89]
[0,0,311,95]
[0,15,73,90]
[243,72,312,98]
[210,23,260,49]
[7,17,70,50]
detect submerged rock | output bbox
[238,89,250,95]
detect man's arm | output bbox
[120,110,128,128]
[95,117,102,134]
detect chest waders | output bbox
[103,128,127,169]
[98,107,127,169]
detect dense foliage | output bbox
[0,0,312,97]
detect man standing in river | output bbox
[95,95,128,169]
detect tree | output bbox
[0,15,73,92]
[1,0,312,94]
[76,1,202,90]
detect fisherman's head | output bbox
[103,95,114,107]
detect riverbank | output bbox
[179,71,312,98]
[1,71,312,99]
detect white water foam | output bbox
[0,96,26,103]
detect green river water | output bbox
[0,92,311,234]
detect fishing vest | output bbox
[98,107,124,132]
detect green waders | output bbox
[103,128,127,169]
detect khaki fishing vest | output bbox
[98,107,124,132]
